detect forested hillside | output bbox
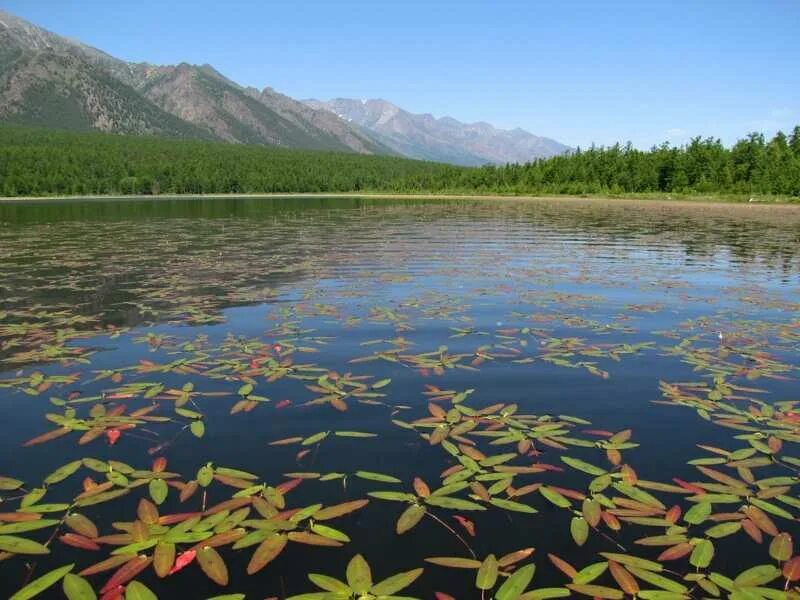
[0,126,450,196]
[1,125,798,198]
[403,130,800,198]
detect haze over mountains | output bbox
[0,9,569,165]
[305,98,570,165]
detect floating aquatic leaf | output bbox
[62,573,97,600]
[426,556,483,569]
[396,504,426,534]
[355,471,401,483]
[197,546,229,585]
[689,539,714,569]
[769,532,793,561]
[125,581,158,600]
[476,554,499,590]
[10,563,74,600]
[0,534,50,554]
[570,517,589,546]
[496,563,536,600]
[370,567,424,595]
[247,534,287,575]
[346,554,372,594]
[566,583,623,599]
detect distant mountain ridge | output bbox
[0,10,388,154]
[304,98,571,165]
[0,9,569,164]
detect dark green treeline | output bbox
[1,125,799,198]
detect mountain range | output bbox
[304,98,570,165]
[0,9,569,165]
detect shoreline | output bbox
[0,192,799,211]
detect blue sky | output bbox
[2,0,798,149]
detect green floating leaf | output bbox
[11,563,74,600]
[570,517,589,546]
[539,486,571,508]
[197,465,215,487]
[476,554,499,590]
[734,564,781,587]
[573,562,608,585]
[396,504,426,534]
[63,573,97,600]
[496,563,536,600]
[310,523,350,543]
[425,496,486,511]
[0,476,24,490]
[346,554,372,595]
[566,583,623,599]
[750,498,794,520]
[302,431,328,446]
[704,521,741,538]
[125,581,158,600]
[689,539,714,569]
[425,556,482,569]
[626,566,687,593]
[599,553,661,572]
[368,491,417,502]
[769,532,793,562]
[149,478,168,505]
[518,588,570,599]
[561,456,606,476]
[43,460,82,485]
[0,519,59,535]
[684,501,712,524]
[308,573,350,593]
[490,498,538,513]
[370,567,424,595]
[0,535,51,555]
[355,471,401,483]
[190,420,206,438]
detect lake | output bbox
[1,196,799,599]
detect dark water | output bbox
[1,197,799,599]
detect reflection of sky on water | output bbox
[0,197,798,597]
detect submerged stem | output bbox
[424,510,476,558]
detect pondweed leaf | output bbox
[346,554,372,594]
[125,581,158,600]
[496,563,536,600]
[247,534,287,575]
[769,532,793,561]
[370,568,424,595]
[0,535,50,554]
[356,471,401,483]
[426,556,483,569]
[396,504,426,534]
[476,554,499,590]
[689,539,714,569]
[566,583,623,599]
[11,563,74,600]
[197,546,229,585]
[62,573,97,600]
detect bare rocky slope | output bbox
[0,9,569,163]
[0,10,387,153]
[305,98,571,165]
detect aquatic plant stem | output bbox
[424,510,476,558]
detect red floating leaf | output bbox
[168,549,197,575]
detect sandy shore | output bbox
[0,192,799,213]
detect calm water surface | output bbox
[1,197,799,598]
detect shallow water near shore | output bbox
[1,196,799,599]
